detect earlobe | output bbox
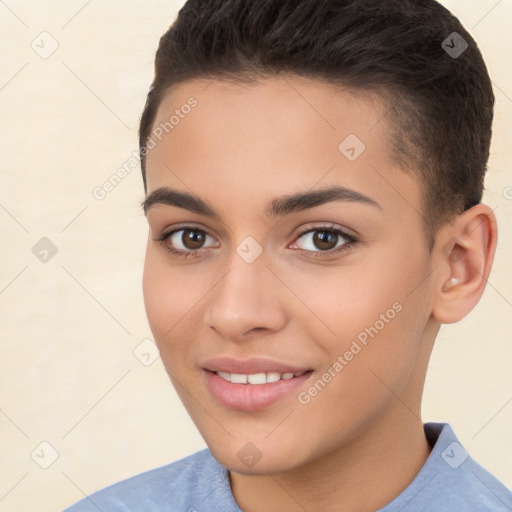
[432,204,497,324]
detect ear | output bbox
[431,203,498,324]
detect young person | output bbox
[65,0,512,510]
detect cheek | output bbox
[278,257,406,341]
[142,248,200,357]
[143,249,171,336]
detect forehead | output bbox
[145,76,421,223]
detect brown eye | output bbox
[157,227,218,257]
[294,227,354,253]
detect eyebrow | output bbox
[141,185,382,218]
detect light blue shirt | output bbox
[64,422,512,511]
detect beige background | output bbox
[0,1,511,510]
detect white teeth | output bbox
[247,373,267,385]
[216,371,304,384]
[230,373,248,384]
[217,371,231,382]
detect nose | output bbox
[203,254,287,343]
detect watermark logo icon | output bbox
[441,441,468,469]
[237,442,263,468]
[31,31,59,59]
[32,237,58,263]
[338,134,366,161]
[133,338,160,366]
[236,236,263,264]
[31,441,59,469]
[442,32,468,59]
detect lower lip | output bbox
[204,370,313,411]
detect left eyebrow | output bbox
[141,185,382,218]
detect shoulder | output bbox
[63,448,239,512]
[381,422,512,512]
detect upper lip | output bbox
[201,356,311,375]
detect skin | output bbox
[142,75,497,512]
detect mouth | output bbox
[201,357,314,411]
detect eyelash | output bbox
[156,223,358,260]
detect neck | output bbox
[229,406,432,512]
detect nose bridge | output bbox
[203,246,285,341]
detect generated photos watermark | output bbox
[298,301,403,405]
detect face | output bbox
[142,76,436,474]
